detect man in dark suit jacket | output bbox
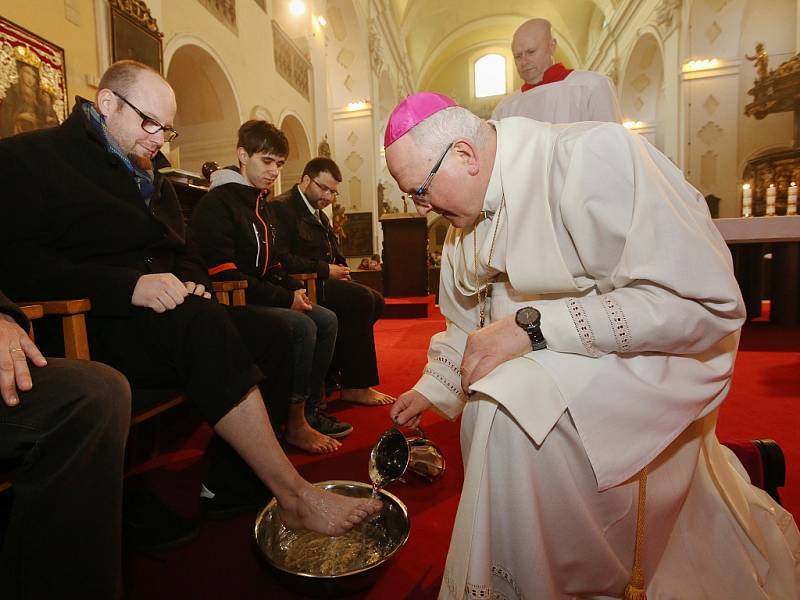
[0,60,379,540]
[0,288,130,599]
[271,158,394,406]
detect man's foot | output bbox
[341,387,395,406]
[277,483,383,536]
[307,410,353,438]
[285,422,341,454]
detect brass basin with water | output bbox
[254,480,410,593]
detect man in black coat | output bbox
[271,158,394,406]
[0,288,130,599]
[0,60,379,541]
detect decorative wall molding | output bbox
[704,0,729,12]
[655,0,681,37]
[196,0,237,34]
[703,94,719,114]
[701,150,718,186]
[697,121,724,146]
[368,18,384,76]
[705,21,722,44]
[345,151,364,172]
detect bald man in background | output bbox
[492,18,622,123]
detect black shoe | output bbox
[123,488,199,554]
[307,410,353,439]
[200,482,273,520]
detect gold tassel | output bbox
[623,466,649,600]
[623,580,647,600]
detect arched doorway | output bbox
[166,44,240,174]
[278,113,312,192]
[620,33,664,150]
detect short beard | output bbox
[129,152,153,171]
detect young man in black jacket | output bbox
[192,120,352,452]
[0,288,130,599]
[271,158,394,406]
[0,61,380,541]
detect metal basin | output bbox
[254,480,410,595]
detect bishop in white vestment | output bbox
[384,93,800,600]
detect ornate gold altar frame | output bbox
[0,16,67,139]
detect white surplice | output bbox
[491,70,622,123]
[413,118,800,599]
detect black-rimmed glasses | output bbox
[112,90,179,142]
[311,178,339,199]
[413,142,453,204]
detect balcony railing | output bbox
[272,20,311,100]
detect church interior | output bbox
[0,0,798,598]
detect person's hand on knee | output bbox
[0,314,46,406]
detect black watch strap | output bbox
[526,324,547,351]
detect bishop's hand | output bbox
[460,315,530,394]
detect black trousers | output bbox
[320,279,384,389]
[0,359,131,599]
[86,297,293,493]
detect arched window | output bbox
[474,54,506,98]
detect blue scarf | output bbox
[84,102,155,202]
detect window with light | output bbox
[474,54,506,98]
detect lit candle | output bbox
[789,181,798,215]
[766,184,776,216]
[742,183,752,217]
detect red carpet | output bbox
[124,303,798,599]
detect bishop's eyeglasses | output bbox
[413,142,453,205]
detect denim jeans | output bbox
[241,303,337,412]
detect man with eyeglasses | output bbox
[385,93,799,598]
[0,60,381,554]
[272,158,394,406]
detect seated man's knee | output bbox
[38,359,131,434]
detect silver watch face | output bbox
[516,307,540,327]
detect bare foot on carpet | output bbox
[277,484,382,536]
[285,422,341,454]
[341,387,395,406]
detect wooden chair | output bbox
[212,279,248,306]
[290,272,317,304]
[1,282,250,486]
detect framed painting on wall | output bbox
[340,212,374,257]
[110,0,163,73]
[0,17,67,139]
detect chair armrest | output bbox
[18,304,44,321]
[290,273,318,304]
[36,299,92,315]
[18,298,92,360]
[211,280,248,307]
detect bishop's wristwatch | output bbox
[515,306,547,351]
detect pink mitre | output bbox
[384,92,458,148]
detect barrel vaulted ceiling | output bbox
[388,0,616,87]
